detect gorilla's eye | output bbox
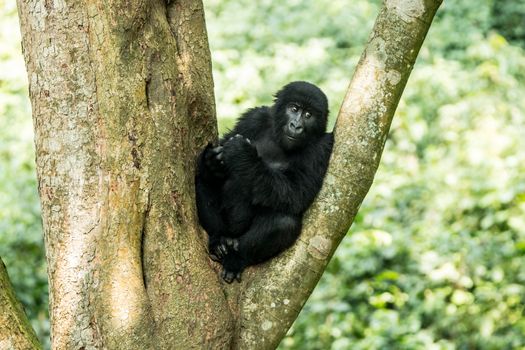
[304,111,312,119]
[290,105,299,113]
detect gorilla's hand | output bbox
[222,134,257,170]
[225,134,253,149]
[203,144,226,179]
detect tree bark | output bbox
[0,258,42,350]
[14,0,442,349]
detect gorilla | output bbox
[195,81,333,283]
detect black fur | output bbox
[195,81,333,283]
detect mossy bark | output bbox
[14,0,442,348]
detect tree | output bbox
[2,0,442,348]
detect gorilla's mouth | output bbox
[286,135,304,145]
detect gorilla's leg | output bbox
[195,179,227,261]
[196,143,230,261]
[220,213,302,283]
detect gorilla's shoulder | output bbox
[233,106,272,137]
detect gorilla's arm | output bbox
[252,134,333,213]
[222,133,333,214]
[196,106,271,182]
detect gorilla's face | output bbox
[280,102,320,150]
[273,81,329,152]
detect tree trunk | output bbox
[16,1,229,348]
[13,0,442,348]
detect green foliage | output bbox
[492,0,525,48]
[0,0,49,346]
[2,0,525,349]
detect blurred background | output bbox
[1,0,525,349]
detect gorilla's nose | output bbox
[288,121,304,135]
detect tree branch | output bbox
[234,0,443,348]
[0,258,42,349]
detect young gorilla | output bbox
[195,81,333,283]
